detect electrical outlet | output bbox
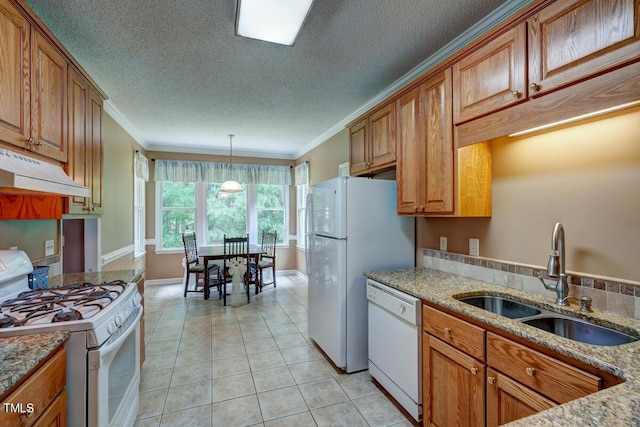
[469,238,479,256]
[439,237,447,251]
[44,240,55,256]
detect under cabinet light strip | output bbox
[508,100,640,137]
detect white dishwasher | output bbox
[366,279,422,421]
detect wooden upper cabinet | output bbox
[30,29,67,162]
[368,103,395,169]
[0,0,30,148]
[349,102,396,176]
[349,118,368,175]
[0,0,68,163]
[528,0,640,97]
[67,67,89,213]
[453,23,527,124]
[396,87,421,214]
[420,69,454,214]
[397,70,454,216]
[66,67,104,215]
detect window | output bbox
[133,176,146,257]
[157,181,287,250]
[133,152,149,258]
[296,183,308,250]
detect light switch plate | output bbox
[469,238,479,256]
[45,240,55,256]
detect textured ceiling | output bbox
[24,0,511,159]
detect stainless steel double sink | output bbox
[456,295,638,347]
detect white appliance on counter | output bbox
[306,177,415,373]
[367,279,422,421]
[0,250,142,427]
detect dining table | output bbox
[199,245,264,300]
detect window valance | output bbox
[134,151,149,182]
[294,162,309,186]
[154,159,291,186]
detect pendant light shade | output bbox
[220,134,242,193]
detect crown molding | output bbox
[104,100,147,148]
[294,0,534,159]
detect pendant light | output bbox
[220,134,242,193]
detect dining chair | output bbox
[257,230,277,293]
[182,231,221,298]
[222,234,252,305]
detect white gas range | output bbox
[0,250,142,427]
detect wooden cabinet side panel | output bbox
[31,29,67,162]
[421,70,454,213]
[453,23,527,124]
[396,88,421,214]
[0,0,30,147]
[486,368,556,427]
[457,141,492,217]
[67,68,89,213]
[424,334,485,427]
[528,0,640,95]
[88,87,103,213]
[349,119,368,175]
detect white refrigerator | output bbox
[306,177,415,373]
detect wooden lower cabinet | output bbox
[423,303,607,427]
[486,368,555,427]
[423,333,485,427]
[0,346,66,427]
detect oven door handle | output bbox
[89,306,142,369]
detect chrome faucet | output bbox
[538,222,570,306]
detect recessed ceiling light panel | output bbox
[235,0,315,46]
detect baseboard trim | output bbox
[145,278,182,286]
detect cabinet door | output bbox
[31,29,67,162]
[88,87,104,214]
[349,118,368,175]
[396,87,422,215]
[528,0,640,97]
[368,103,395,169]
[33,390,67,427]
[423,333,484,427]
[453,23,526,124]
[0,0,30,148]
[486,368,556,427]
[420,69,453,214]
[67,67,90,214]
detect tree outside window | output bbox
[160,182,195,249]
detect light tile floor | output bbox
[135,274,417,427]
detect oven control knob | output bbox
[115,315,124,326]
[107,321,118,334]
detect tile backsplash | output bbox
[423,249,640,320]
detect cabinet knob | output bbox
[512,90,521,99]
[443,327,451,335]
[526,367,536,376]
[487,376,496,384]
[419,205,424,211]
[470,367,478,375]
[33,140,42,146]
[413,205,418,211]
[530,82,540,92]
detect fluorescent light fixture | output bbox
[235,0,315,46]
[508,100,640,137]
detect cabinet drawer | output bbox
[423,304,485,360]
[487,332,600,404]
[0,347,66,427]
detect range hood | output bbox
[0,148,90,197]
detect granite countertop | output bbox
[0,331,70,398]
[47,269,145,289]
[365,267,640,427]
